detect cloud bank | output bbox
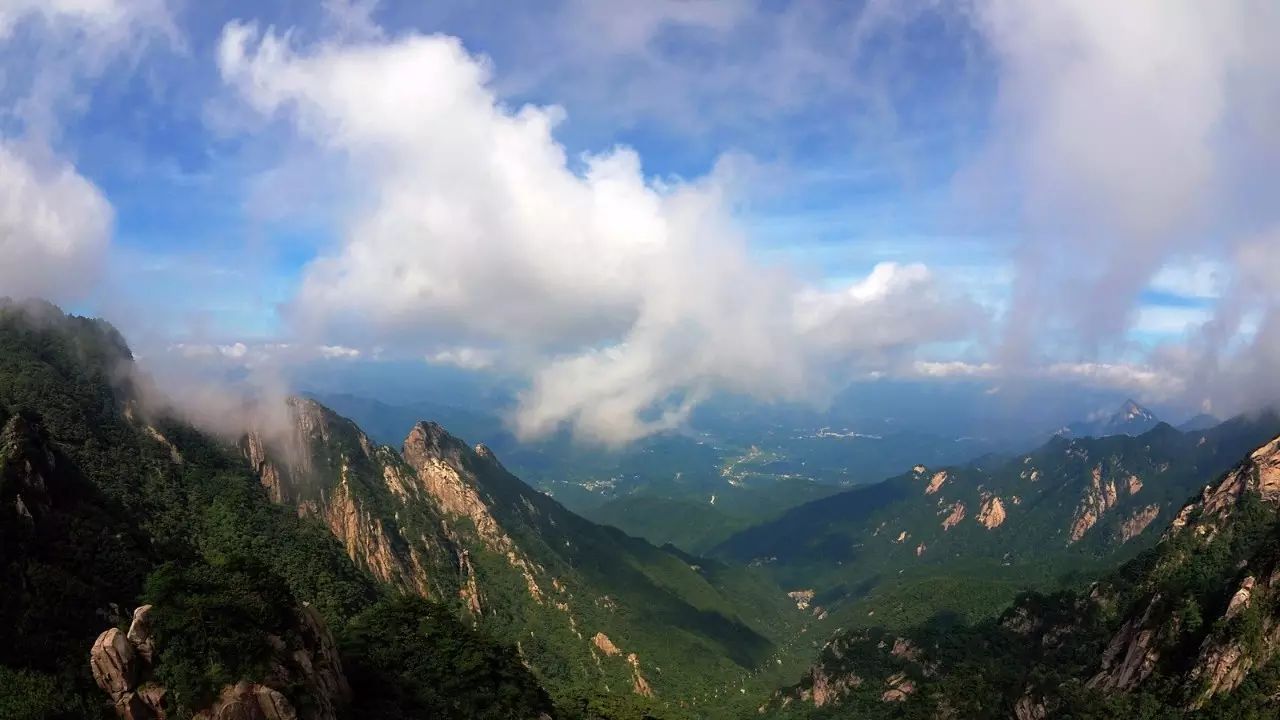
[967,0,1280,417]
[217,21,980,445]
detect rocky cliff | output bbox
[236,397,800,712]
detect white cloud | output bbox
[907,358,1175,398]
[319,344,361,359]
[0,0,146,39]
[167,341,362,366]
[911,361,998,379]
[969,1,1280,352]
[1042,362,1173,396]
[428,347,494,370]
[958,1,1280,419]
[217,22,982,445]
[219,342,248,359]
[0,0,175,304]
[0,144,112,301]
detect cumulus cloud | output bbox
[217,21,981,445]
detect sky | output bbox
[2,0,1280,446]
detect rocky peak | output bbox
[1118,399,1155,423]
[1170,433,1280,539]
[401,421,544,602]
[403,421,472,467]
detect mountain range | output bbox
[761,425,1280,718]
[0,301,805,720]
[715,409,1280,633]
[4,301,1280,719]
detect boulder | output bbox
[91,628,138,703]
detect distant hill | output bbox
[715,412,1280,629]
[761,428,1280,718]
[1178,412,1223,432]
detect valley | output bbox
[5,303,1280,719]
[313,392,1015,554]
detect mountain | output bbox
[0,300,556,719]
[1180,412,1224,432]
[1057,398,1162,439]
[762,429,1280,718]
[715,413,1280,631]
[242,396,812,717]
[313,391,1001,554]
[0,301,812,719]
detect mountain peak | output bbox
[1116,399,1155,422]
[403,421,471,463]
[1058,399,1162,439]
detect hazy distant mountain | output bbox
[1177,412,1222,432]
[715,413,1280,629]
[1056,398,1161,439]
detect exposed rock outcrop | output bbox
[591,632,621,657]
[403,422,544,602]
[924,471,948,495]
[787,589,814,610]
[976,495,1006,529]
[890,637,918,661]
[1014,693,1048,720]
[799,666,861,708]
[317,472,432,596]
[1087,594,1176,691]
[880,672,914,702]
[193,682,298,720]
[91,604,350,720]
[1173,435,1280,541]
[1185,567,1280,708]
[90,628,137,706]
[627,653,653,698]
[1068,465,1119,543]
[1118,504,1160,543]
[940,502,966,531]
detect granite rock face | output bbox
[90,603,350,720]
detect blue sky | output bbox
[70,1,992,337]
[2,1,1278,444]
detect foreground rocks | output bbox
[90,604,350,720]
